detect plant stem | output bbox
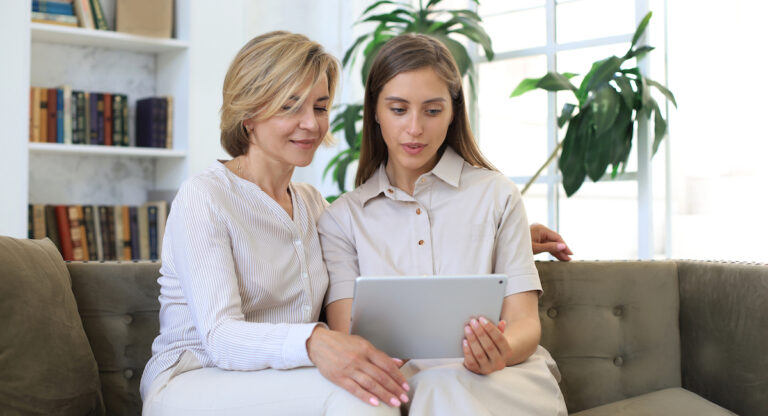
[521,140,564,195]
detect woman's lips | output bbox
[290,139,317,150]
[402,142,425,155]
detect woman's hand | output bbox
[307,326,410,408]
[530,223,573,261]
[462,317,513,375]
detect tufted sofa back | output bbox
[68,262,162,416]
[536,261,682,412]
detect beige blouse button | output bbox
[418,240,424,246]
[420,178,426,184]
[416,208,421,215]
[387,188,394,194]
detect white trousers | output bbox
[143,347,566,416]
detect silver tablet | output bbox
[349,274,508,359]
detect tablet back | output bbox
[350,274,507,359]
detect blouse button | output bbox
[387,188,394,194]
[420,178,426,184]
[416,208,421,215]
[418,240,424,246]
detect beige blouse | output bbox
[318,147,541,306]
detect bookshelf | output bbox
[0,0,190,238]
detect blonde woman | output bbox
[319,34,568,415]
[140,32,408,416]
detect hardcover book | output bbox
[82,205,98,261]
[122,205,132,260]
[104,92,112,146]
[89,92,98,145]
[129,206,139,260]
[39,88,48,143]
[45,205,62,253]
[98,205,111,260]
[56,205,74,261]
[114,204,124,260]
[91,204,103,261]
[67,205,85,261]
[72,0,94,29]
[47,88,57,143]
[56,88,64,144]
[136,97,168,148]
[32,204,47,240]
[62,85,73,144]
[89,0,108,30]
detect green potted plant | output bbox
[511,12,677,197]
[324,0,494,200]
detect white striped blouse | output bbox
[140,161,329,399]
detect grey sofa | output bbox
[3,236,767,415]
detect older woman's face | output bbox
[245,74,330,168]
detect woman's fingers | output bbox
[470,318,502,362]
[462,338,481,373]
[464,323,490,368]
[351,368,405,407]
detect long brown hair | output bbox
[220,31,339,157]
[355,33,496,187]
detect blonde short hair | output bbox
[220,31,340,157]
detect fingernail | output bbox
[370,397,379,406]
[400,394,409,403]
[463,339,469,347]
[403,383,410,391]
[557,243,567,250]
[464,325,472,334]
[479,317,488,325]
[390,398,401,407]
[470,319,479,327]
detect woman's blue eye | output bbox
[390,107,406,114]
[427,109,442,115]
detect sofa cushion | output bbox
[536,261,681,413]
[0,237,104,415]
[570,387,736,415]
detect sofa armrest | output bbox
[677,261,768,416]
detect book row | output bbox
[28,202,168,262]
[31,0,109,30]
[28,87,174,149]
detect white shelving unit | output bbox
[0,0,190,237]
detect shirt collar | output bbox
[357,146,465,205]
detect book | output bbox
[72,0,93,29]
[78,206,90,260]
[96,93,104,145]
[121,94,129,146]
[27,205,33,239]
[122,205,132,260]
[106,206,116,260]
[112,95,122,146]
[62,85,72,144]
[129,206,139,260]
[67,205,85,261]
[33,1,75,15]
[84,92,91,144]
[56,88,64,143]
[55,205,74,261]
[32,204,47,239]
[82,205,98,261]
[91,204,103,261]
[98,205,111,260]
[47,88,57,143]
[30,87,41,142]
[104,93,112,146]
[45,206,62,253]
[31,12,78,26]
[39,88,48,143]
[165,96,173,149]
[146,200,168,259]
[137,203,149,260]
[89,0,108,30]
[114,205,124,260]
[89,92,98,144]
[74,91,86,144]
[136,97,168,148]
[147,204,158,260]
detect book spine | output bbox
[106,206,116,260]
[28,205,33,239]
[62,85,72,144]
[76,91,86,144]
[47,88,57,143]
[55,205,74,261]
[104,93,112,146]
[137,203,149,260]
[31,12,78,24]
[148,205,158,260]
[112,95,121,146]
[82,205,98,261]
[30,87,41,142]
[56,88,64,143]
[67,205,84,261]
[122,205,132,260]
[96,93,104,145]
[89,92,98,145]
[32,204,47,239]
[70,90,77,144]
[129,206,139,260]
[165,96,174,149]
[121,95,129,146]
[72,0,93,29]
[78,206,89,261]
[91,205,103,261]
[33,1,75,15]
[89,0,108,30]
[39,88,48,142]
[98,206,111,260]
[45,205,62,253]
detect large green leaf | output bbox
[614,75,635,108]
[343,104,362,148]
[342,34,370,68]
[651,100,667,155]
[451,26,493,61]
[537,72,578,93]
[590,86,621,137]
[576,60,604,105]
[362,0,404,17]
[559,113,588,196]
[647,79,678,107]
[624,45,655,60]
[631,12,653,48]
[510,77,543,97]
[362,12,413,25]
[323,148,352,179]
[432,34,471,76]
[585,56,623,92]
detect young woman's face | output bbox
[375,66,453,178]
[245,74,330,168]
